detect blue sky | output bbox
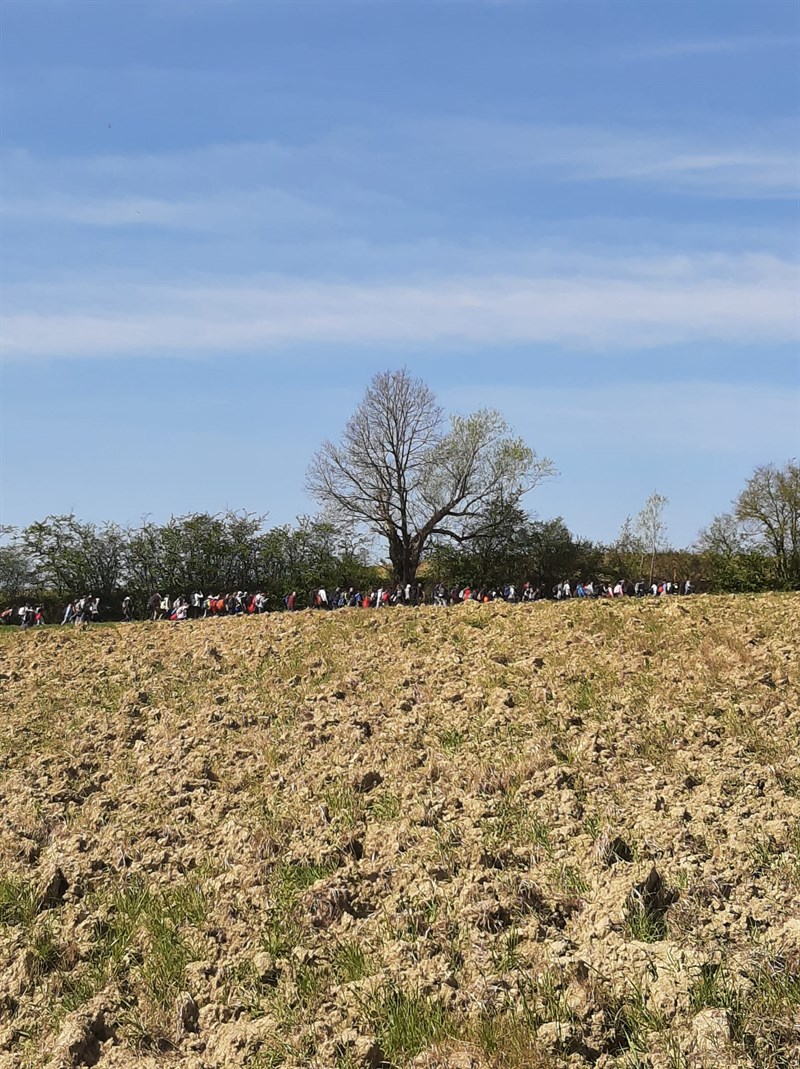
[1,0,798,547]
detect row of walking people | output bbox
[0,596,101,628]
[137,577,694,620]
[2,577,695,628]
[143,585,429,619]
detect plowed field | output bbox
[0,595,798,1068]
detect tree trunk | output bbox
[387,531,421,586]
[393,548,421,585]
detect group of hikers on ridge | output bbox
[2,595,100,629]
[123,578,697,622]
[3,577,694,627]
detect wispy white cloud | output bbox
[4,116,797,225]
[422,120,799,197]
[3,253,796,360]
[632,35,799,59]
[573,146,796,195]
[1,188,334,231]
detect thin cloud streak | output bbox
[632,35,800,58]
[1,188,334,231]
[430,121,799,196]
[5,118,797,214]
[3,255,797,360]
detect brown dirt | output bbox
[0,594,798,1068]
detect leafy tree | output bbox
[21,515,126,601]
[125,511,264,596]
[5,510,384,615]
[426,501,532,588]
[307,368,554,584]
[256,518,378,600]
[697,460,799,591]
[611,515,645,581]
[698,512,745,558]
[0,527,35,600]
[426,508,601,592]
[426,501,532,589]
[124,519,167,598]
[526,518,602,590]
[734,461,799,587]
[697,545,775,593]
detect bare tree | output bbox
[307,369,555,584]
[635,492,669,586]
